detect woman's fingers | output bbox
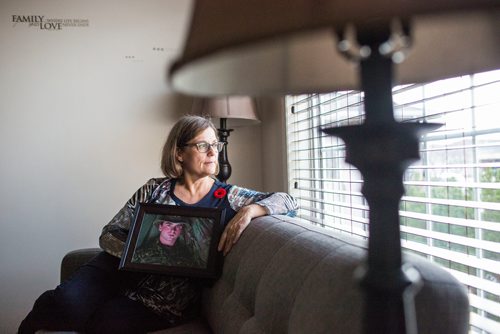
[218,204,267,256]
[218,213,250,255]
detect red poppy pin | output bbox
[214,188,227,199]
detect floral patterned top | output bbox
[99,177,298,323]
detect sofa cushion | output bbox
[202,215,469,334]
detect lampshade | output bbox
[170,0,499,96]
[191,96,260,127]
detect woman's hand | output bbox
[218,204,267,256]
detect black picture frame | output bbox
[119,203,225,279]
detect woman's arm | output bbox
[218,186,298,255]
[99,205,134,258]
[227,186,298,216]
[99,178,166,257]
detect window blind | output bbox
[286,70,500,334]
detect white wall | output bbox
[0,1,287,332]
[258,97,289,193]
[2,0,171,331]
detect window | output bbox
[286,69,500,334]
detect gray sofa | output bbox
[53,215,470,333]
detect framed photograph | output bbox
[119,203,226,279]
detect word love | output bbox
[39,22,62,30]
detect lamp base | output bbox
[217,118,233,183]
[324,120,440,334]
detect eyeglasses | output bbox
[183,141,225,153]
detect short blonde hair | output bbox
[160,115,219,178]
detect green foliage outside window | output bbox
[480,167,500,225]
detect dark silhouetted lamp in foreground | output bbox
[170,1,499,333]
[192,96,259,182]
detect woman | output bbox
[19,115,297,333]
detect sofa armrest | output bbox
[60,248,101,282]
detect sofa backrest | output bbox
[202,215,469,334]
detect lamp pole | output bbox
[217,118,233,182]
[323,23,440,334]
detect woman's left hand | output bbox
[218,204,267,256]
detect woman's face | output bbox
[177,127,218,179]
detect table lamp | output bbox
[169,1,500,333]
[192,96,259,182]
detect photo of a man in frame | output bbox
[131,215,212,269]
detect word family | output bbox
[12,15,44,23]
